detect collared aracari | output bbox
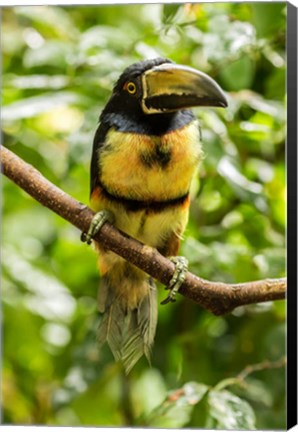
[82,57,227,373]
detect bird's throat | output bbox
[102,109,195,136]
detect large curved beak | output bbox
[141,63,228,114]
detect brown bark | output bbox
[1,146,286,315]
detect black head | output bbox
[101,58,173,120]
[113,57,173,95]
[100,57,227,133]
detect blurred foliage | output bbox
[1,3,286,429]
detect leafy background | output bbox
[2,3,286,429]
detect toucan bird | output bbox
[82,57,227,373]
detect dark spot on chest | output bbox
[140,145,172,169]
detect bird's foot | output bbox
[161,256,188,305]
[81,210,115,245]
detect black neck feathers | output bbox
[100,110,195,136]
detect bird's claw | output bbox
[161,256,188,305]
[81,210,115,245]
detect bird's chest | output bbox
[99,121,202,201]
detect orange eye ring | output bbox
[126,82,137,94]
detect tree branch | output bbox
[1,146,286,315]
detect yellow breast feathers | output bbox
[99,120,203,201]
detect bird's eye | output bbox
[126,82,137,94]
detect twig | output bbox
[213,356,287,391]
[236,356,287,381]
[0,146,286,315]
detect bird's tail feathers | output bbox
[97,274,158,374]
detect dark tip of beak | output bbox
[216,97,228,108]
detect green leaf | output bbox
[16,5,77,39]
[203,15,256,63]
[162,4,181,24]
[236,377,273,408]
[2,92,80,121]
[131,369,167,417]
[208,389,256,430]
[5,74,69,90]
[217,156,267,211]
[23,41,73,69]
[70,365,123,425]
[80,25,136,53]
[219,55,255,91]
[251,3,286,37]
[144,382,209,428]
